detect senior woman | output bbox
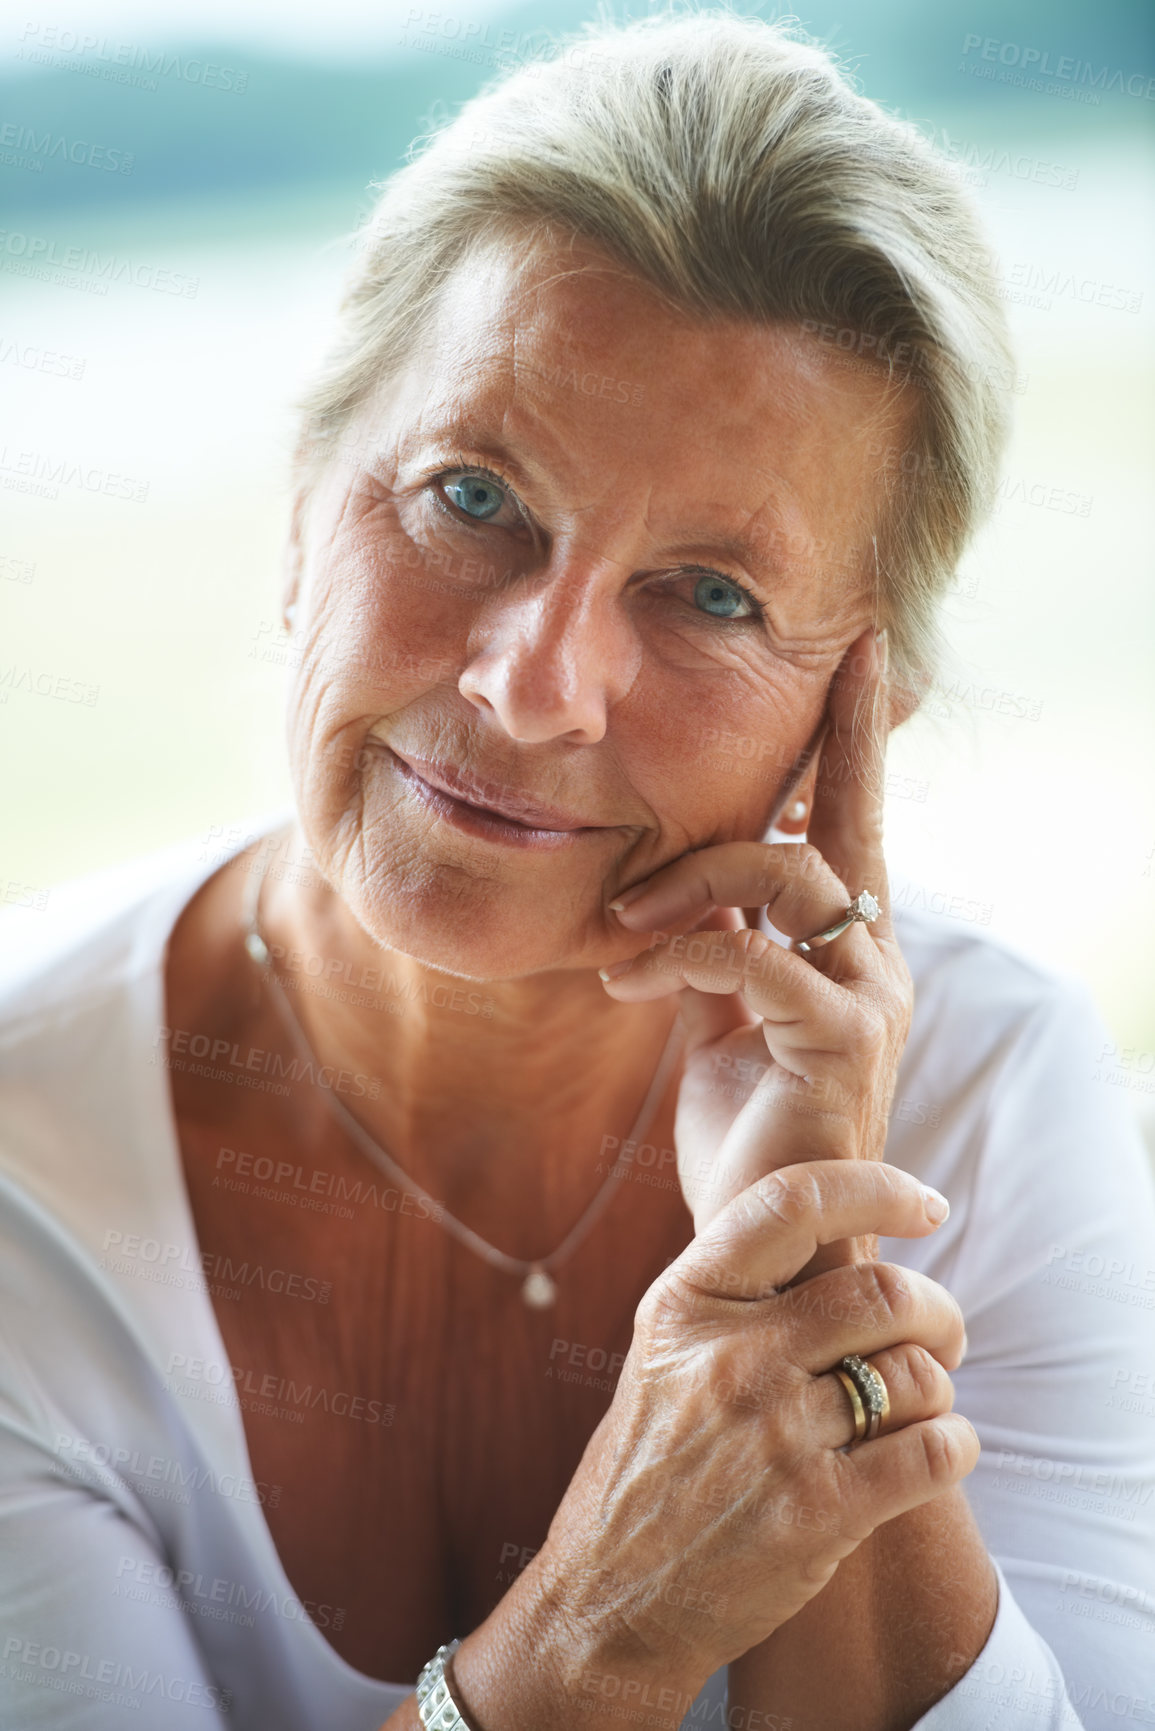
[2,12,1153,1731]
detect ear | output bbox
[886,666,923,732]
[768,710,828,840]
[281,485,308,632]
[741,729,825,927]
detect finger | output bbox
[773,1258,967,1377]
[674,903,762,1056]
[602,920,894,1145]
[810,1341,956,1454]
[836,1413,981,1528]
[610,841,876,975]
[805,624,895,955]
[602,923,871,1087]
[610,840,833,927]
[667,1160,950,1303]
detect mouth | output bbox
[384,748,610,848]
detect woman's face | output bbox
[284,233,910,981]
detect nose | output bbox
[457,551,642,745]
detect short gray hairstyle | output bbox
[294,6,1014,703]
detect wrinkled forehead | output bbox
[411,226,908,426]
[344,229,916,582]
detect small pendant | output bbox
[244,931,269,966]
[521,1263,558,1308]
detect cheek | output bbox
[626,656,828,840]
[293,518,476,725]
[283,551,462,834]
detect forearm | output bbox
[380,1558,705,1731]
[728,1486,999,1731]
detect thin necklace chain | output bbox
[238,845,685,1306]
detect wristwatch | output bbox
[416,1638,475,1730]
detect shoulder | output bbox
[891,872,1064,1033]
[880,869,1154,1300]
[0,814,288,1247]
[887,870,1111,1121]
[0,816,285,1047]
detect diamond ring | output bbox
[797,890,880,955]
[832,1353,891,1447]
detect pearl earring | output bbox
[785,799,808,824]
[285,603,298,630]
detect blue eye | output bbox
[443,473,507,520]
[692,572,760,620]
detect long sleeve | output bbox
[0,1423,234,1729]
[914,1557,1085,1728]
[0,1221,234,1729]
[883,967,1155,1729]
[0,1170,408,1731]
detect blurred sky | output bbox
[0,0,504,63]
[2,0,1154,1142]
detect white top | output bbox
[0,812,1152,1731]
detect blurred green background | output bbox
[2,0,1153,1145]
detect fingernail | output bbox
[876,627,890,680]
[608,883,649,913]
[922,1186,950,1224]
[598,959,634,981]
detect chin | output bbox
[344,864,599,985]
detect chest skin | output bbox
[170,1058,694,1684]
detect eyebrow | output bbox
[402,417,807,580]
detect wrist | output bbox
[450,1554,707,1731]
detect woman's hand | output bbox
[601,626,911,1284]
[525,1158,972,1699]
[587,626,996,1727]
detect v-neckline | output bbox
[127,811,413,1701]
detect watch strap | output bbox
[416,1638,474,1730]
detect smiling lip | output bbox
[389,751,603,832]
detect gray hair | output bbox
[294,6,1014,704]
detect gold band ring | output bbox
[833,1368,867,1443]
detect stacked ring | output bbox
[832,1353,890,1447]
